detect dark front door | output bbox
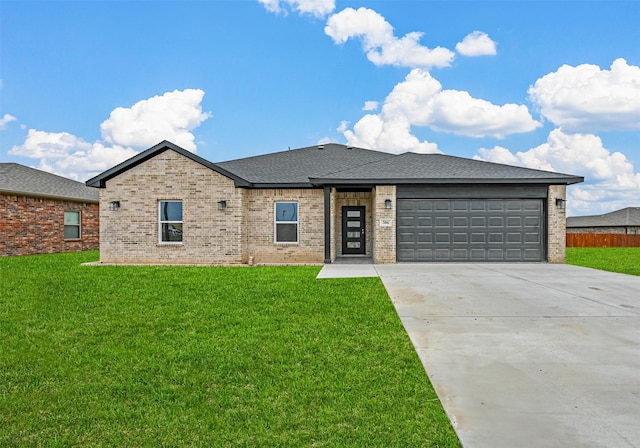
[342,206,366,255]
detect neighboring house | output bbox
[567,207,640,234]
[0,163,99,256]
[86,141,583,265]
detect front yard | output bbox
[0,251,459,447]
[566,247,640,276]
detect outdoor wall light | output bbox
[385,199,392,209]
[555,198,566,210]
[109,201,120,211]
[218,200,227,211]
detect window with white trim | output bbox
[274,202,298,243]
[64,211,81,239]
[159,201,183,243]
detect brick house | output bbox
[86,141,583,265]
[1,163,99,256]
[567,207,640,234]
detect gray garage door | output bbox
[397,199,544,262]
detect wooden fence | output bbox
[567,233,640,248]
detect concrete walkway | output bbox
[318,263,640,448]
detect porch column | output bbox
[323,186,331,264]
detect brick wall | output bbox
[373,185,396,263]
[246,188,325,264]
[0,193,99,256]
[547,185,567,263]
[99,149,326,265]
[99,150,245,264]
[334,191,373,257]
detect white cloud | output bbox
[528,58,640,132]
[9,130,137,181]
[340,69,540,151]
[456,31,497,56]
[8,89,210,181]
[258,0,335,18]
[476,128,640,214]
[100,88,210,152]
[426,89,541,138]
[0,113,17,130]
[325,7,455,68]
[342,113,440,154]
[363,101,379,111]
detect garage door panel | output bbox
[417,217,433,227]
[397,199,544,262]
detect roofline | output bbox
[85,141,251,188]
[246,182,315,189]
[308,176,585,186]
[0,188,99,204]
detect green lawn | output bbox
[0,251,460,447]
[566,247,640,276]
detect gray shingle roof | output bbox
[0,163,99,202]
[567,207,640,228]
[309,152,583,184]
[215,143,395,185]
[86,141,584,189]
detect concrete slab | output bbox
[376,264,640,448]
[316,263,379,278]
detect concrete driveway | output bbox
[373,263,640,448]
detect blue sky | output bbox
[1,0,638,216]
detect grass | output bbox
[566,247,640,276]
[0,251,460,447]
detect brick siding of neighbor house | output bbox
[373,185,396,264]
[0,194,99,256]
[246,188,325,264]
[334,191,373,258]
[547,184,567,263]
[99,150,245,264]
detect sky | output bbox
[1,0,639,217]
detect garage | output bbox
[396,186,546,262]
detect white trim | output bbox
[274,201,299,244]
[158,200,183,244]
[63,210,81,240]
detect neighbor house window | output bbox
[64,211,81,239]
[159,201,183,243]
[274,202,298,243]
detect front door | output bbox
[342,206,366,255]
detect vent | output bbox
[318,145,324,150]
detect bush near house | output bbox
[0,251,460,447]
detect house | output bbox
[0,163,99,256]
[567,207,640,234]
[86,141,583,265]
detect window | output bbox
[274,202,298,243]
[159,201,183,243]
[64,211,81,239]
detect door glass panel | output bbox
[347,221,360,227]
[347,242,361,248]
[347,231,360,238]
[347,211,361,218]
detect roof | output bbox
[215,143,394,186]
[0,163,99,203]
[567,207,640,228]
[86,141,584,189]
[309,152,583,185]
